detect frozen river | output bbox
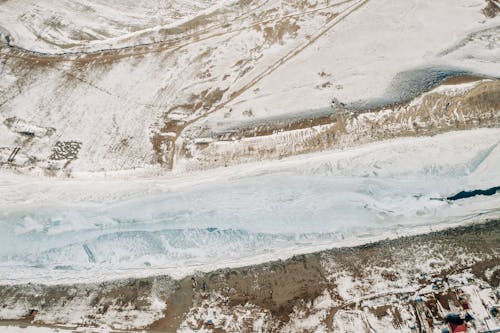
[0,129,499,284]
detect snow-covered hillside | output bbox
[0,1,499,330]
[0,0,224,52]
[0,0,499,174]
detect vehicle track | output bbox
[169,0,371,169]
[0,0,359,113]
[0,0,367,171]
[0,0,355,62]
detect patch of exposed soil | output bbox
[441,75,487,85]
[483,0,500,18]
[149,277,195,332]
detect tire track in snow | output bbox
[0,0,356,62]
[170,0,371,168]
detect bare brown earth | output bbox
[1,220,499,332]
[441,75,489,85]
[483,0,500,18]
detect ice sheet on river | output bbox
[0,129,499,284]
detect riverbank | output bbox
[1,127,499,286]
[1,219,499,332]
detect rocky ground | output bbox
[1,220,499,332]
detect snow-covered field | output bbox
[1,326,122,333]
[0,0,225,53]
[0,0,499,331]
[1,327,71,333]
[1,0,499,173]
[0,128,499,284]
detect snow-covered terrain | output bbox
[0,0,226,53]
[2,327,72,333]
[0,0,499,331]
[0,128,499,284]
[1,0,499,172]
[1,326,120,333]
[175,223,500,333]
[2,220,498,332]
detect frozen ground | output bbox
[0,128,499,285]
[0,326,121,333]
[1,0,499,172]
[0,0,498,330]
[1,219,498,332]
[1,327,71,333]
[0,0,224,53]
